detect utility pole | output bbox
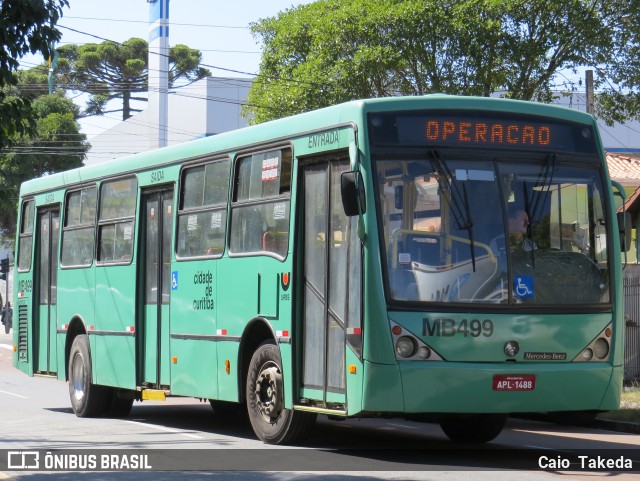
[586,69,594,115]
[147,0,170,149]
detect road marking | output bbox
[0,389,28,399]
[0,343,12,350]
[386,422,419,430]
[124,419,204,439]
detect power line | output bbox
[62,16,250,29]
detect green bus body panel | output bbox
[215,341,238,402]
[171,339,218,399]
[345,347,364,416]
[13,95,622,421]
[94,265,137,389]
[169,259,219,398]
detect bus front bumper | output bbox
[361,360,622,414]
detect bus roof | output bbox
[19,94,597,196]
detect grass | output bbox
[596,388,640,423]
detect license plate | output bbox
[492,374,536,391]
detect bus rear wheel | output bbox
[246,341,316,444]
[439,413,507,443]
[68,335,108,417]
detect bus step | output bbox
[141,389,167,401]
[294,405,346,416]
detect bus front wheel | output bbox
[246,341,316,444]
[439,413,507,443]
[68,335,108,417]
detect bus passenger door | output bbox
[35,207,60,374]
[140,188,174,388]
[301,156,361,406]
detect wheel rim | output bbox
[254,361,283,423]
[70,352,86,402]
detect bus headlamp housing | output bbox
[396,336,416,358]
[573,324,612,363]
[390,320,443,361]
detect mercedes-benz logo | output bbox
[504,340,520,357]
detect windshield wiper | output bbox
[523,153,557,267]
[429,150,476,271]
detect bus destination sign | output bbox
[424,119,552,148]
[369,111,597,153]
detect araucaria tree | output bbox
[58,39,211,120]
[245,0,640,125]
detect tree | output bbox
[0,71,88,240]
[57,39,211,120]
[245,0,640,125]
[0,0,69,148]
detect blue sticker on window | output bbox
[171,271,178,291]
[513,275,534,299]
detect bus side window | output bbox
[230,148,292,258]
[176,159,230,259]
[61,186,97,267]
[18,199,35,271]
[97,177,137,264]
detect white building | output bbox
[84,76,251,165]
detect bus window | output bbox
[230,148,292,258]
[61,186,97,267]
[18,199,35,271]
[177,159,230,258]
[97,177,137,264]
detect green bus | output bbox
[13,95,629,444]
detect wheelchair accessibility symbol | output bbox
[171,271,178,291]
[513,275,534,299]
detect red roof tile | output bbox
[607,153,640,186]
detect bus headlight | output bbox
[572,323,612,362]
[593,338,609,359]
[396,336,417,358]
[389,320,443,361]
[417,346,431,360]
[581,348,593,361]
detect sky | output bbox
[18,0,312,138]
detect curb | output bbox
[594,418,640,434]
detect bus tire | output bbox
[68,335,108,418]
[246,341,316,444]
[439,413,507,443]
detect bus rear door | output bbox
[140,187,174,388]
[35,207,60,374]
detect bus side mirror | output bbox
[341,170,366,217]
[617,211,632,252]
[611,180,631,253]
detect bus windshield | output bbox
[376,154,610,305]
